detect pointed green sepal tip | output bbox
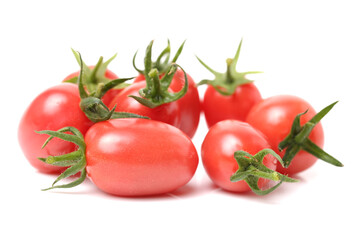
[230,149,298,195]
[128,95,160,109]
[278,101,343,168]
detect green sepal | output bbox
[36,127,88,191]
[38,150,83,167]
[278,101,343,168]
[196,39,262,96]
[76,52,149,122]
[128,63,188,109]
[69,49,123,92]
[230,149,298,195]
[42,169,87,191]
[111,111,150,119]
[133,39,186,75]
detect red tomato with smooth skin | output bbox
[110,81,181,128]
[201,120,277,193]
[134,69,201,138]
[246,95,324,175]
[203,83,262,128]
[18,83,93,173]
[85,118,199,196]
[63,66,120,106]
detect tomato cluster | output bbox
[18,40,342,197]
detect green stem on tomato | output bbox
[67,49,123,92]
[196,39,262,96]
[278,101,343,168]
[36,127,87,191]
[230,149,298,195]
[75,52,148,122]
[133,39,186,75]
[128,40,189,109]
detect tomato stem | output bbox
[67,49,121,92]
[75,52,149,122]
[278,101,343,168]
[225,58,234,85]
[230,149,298,195]
[133,39,186,75]
[128,40,189,108]
[37,127,88,191]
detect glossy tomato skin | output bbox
[246,95,324,175]
[203,83,262,128]
[18,83,93,173]
[63,67,120,106]
[134,69,201,138]
[85,118,199,196]
[201,120,277,193]
[110,81,181,127]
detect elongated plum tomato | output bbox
[85,118,199,196]
[246,95,324,175]
[110,81,181,128]
[201,120,277,192]
[18,83,93,173]
[134,69,201,138]
[63,66,120,106]
[203,83,262,128]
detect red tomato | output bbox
[134,69,201,138]
[18,83,93,173]
[201,120,277,193]
[63,66,120,106]
[246,95,324,175]
[203,83,262,128]
[85,118,199,196]
[110,81,181,127]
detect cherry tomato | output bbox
[109,81,181,127]
[134,68,201,138]
[246,95,324,175]
[203,83,262,128]
[63,66,121,106]
[84,118,199,196]
[201,120,277,193]
[18,83,93,173]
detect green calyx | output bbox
[197,39,262,96]
[65,49,129,92]
[76,52,149,122]
[133,39,185,75]
[129,40,189,108]
[278,101,343,168]
[37,127,87,191]
[230,149,298,195]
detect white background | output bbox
[1,0,361,239]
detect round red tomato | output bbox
[85,118,199,196]
[18,83,93,173]
[246,95,324,175]
[63,66,120,106]
[201,120,277,193]
[203,83,262,128]
[109,81,181,128]
[134,68,201,138]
